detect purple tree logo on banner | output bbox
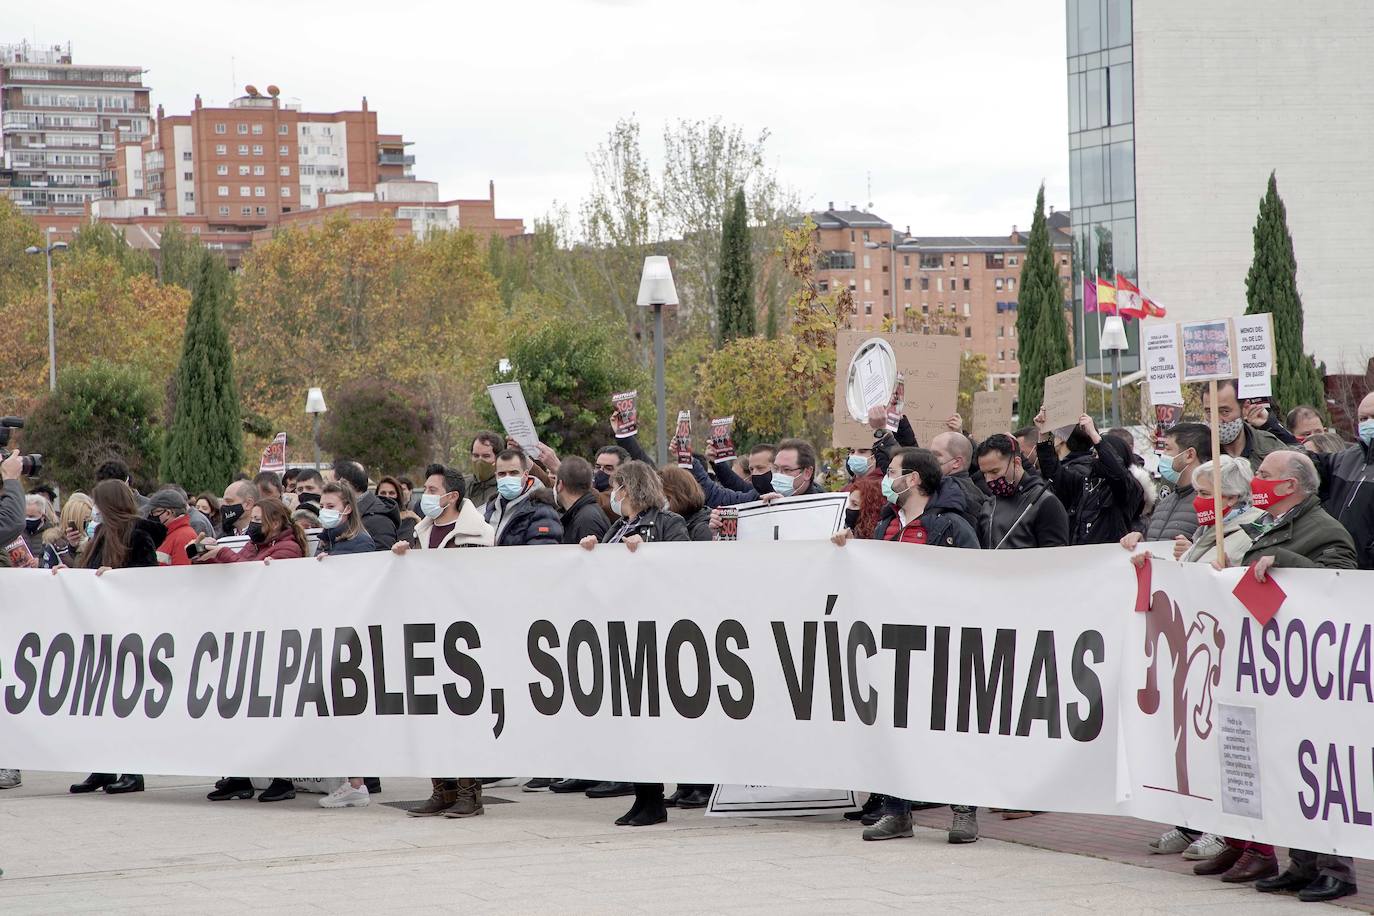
[1137,590,1226,799]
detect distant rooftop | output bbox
[806,205,891,230]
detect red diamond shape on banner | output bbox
[1232,563,1286,626]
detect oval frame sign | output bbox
[844,336,897,422]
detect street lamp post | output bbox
[305,387,327,470]
[636,256,679,466]
[1100,316,1129,428]
[24,228,69,392]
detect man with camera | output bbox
[1,449,29,548]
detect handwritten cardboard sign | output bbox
[971,389,1015,443]
[1179,318,1236,383]
[1235,314,1275,400]
[1144,322,1183,406]
[833,331,961,448]
[1042,365,1086,436]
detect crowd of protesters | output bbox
[1,378,1370,903]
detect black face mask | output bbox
[296,492,320,508]
[845,508,861,530]
[25,517,42,534]
[751,473,774,495]
[593,470,611,493]
[221,503,245,530]
[246,522,266,545]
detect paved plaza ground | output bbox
[0,773,1367,914]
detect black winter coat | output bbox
[1037,436,1143,545]
[872,477,980,548]
[83,517,164,569]
[488,486,564,546]
[683,506,713,542]
[356,492,399,550]
[977,469,1069,549]
[1312,438,1374,569]
[603,506,690,544]
[561,492,610,545]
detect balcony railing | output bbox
[378,152,415,165]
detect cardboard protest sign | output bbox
[709,416,736,460]
[487,382,540,459]
[672,411,693,467]
[1235,314,1275,400]
[611,391,638,439]
[1144,322,1183,406]
[834,332,961,449]
[1042,365,1086,436]
[1179,318,1236,382]
[971,389,1015,443]
[259,432,287,474]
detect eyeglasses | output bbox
[773,464,802,476]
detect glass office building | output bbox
[1066,0,1138,374]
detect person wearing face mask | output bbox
[20,493,56,563]
[1286,405,1326,443]
[839,448,885,542]
[1304,391,1374,570]
[332,460,398,550]
[375,476,417,544]
[40,492,92,569]
[314,482,376,556]
[1034,410,1144,545]
[592,445,632,520]
[974,434,1068,550]
[1201,379,1293,472]
[929,431,985,530]
[831,447,980,844]
[689,442,779,508]
[462,431,505,513]
[485,449,564,547]
[146,488,198,566]
[579,461,689,825]
[218,479,258,538]
[1122,423,1213,551]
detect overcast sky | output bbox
[9,0,1069,235]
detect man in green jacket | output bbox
[1202,379,1292,473]
[1242,450,1358,904]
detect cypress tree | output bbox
[716,188,755,343]
[161,251,244,492]
[1244,172,1326,416]
[1016,184,1073,415]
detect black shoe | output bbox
[1255,869,1312,894]
[103,774,144,794]
[258,778,296,802]
[522,778,555,792]
[70,773,117,794]
[846,793,884,821]
[207,778,254,801]
[586,781,635,798]
[625,801,667,827]
[678,789,710,809]
[550,779,596,794]
[910,801,945,811]
[664,788,688,807]
[1297,876,1356,903]
[615,796,647,826]
[861,806,885,827]
[363,777,381,794]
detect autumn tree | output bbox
[319,378,435,476]
[162,252,243,493]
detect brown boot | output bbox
[1193,844,1243,876]
[407,779,458,817]
[1220,849,1279,883]
[444,778,485,818]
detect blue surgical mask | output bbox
[1157,452,1181,485]
[318,508,342,529]
[1360,419,1374,446]
[610,490,626,518]
[882,474,910,505]
[846,454,870,477]
[770,472,796,498]
[419,494,443,518]
[496,476,524,501]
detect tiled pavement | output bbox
[0,774,1365,914]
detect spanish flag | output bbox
[1096,275,1117,315]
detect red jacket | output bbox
[157,515,198,566]
[209,528,304,563]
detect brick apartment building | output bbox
[0,41,151,216]
[808,205,1073,390]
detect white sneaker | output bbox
[1182,833,1225,861]
[319,782,370,808]
[0,769,20,789]
[1148,827,1191,854]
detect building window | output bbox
[280,186,291,197]
[215,144,226,155]
[862,254,871,269]
[863,278,871,293]
[278,124,289,135]
[237,123,248,135]
[964,278,972,290]
[255,206,267,215]
[995,278,1004,291]
[255,186,265,197]
[999,351,1006,361]
[948,256,956,267]
[964,327,972,339]
[252,123,263,135]
[240,186,250,197]
[903,278,912,291]
[253,165,265,176]
[217,186,228,196]
[937,278,944,292]
[919,253,942,269]
[239,165,250,175]
[818,280,829,292]
[182,151,192,161]
[848,280,856,291]
[920,277,929,290]
[822,250,855,270]
[279,145,290,156]
[864,301,873,315]
[862,230,870,242]
[997,326,1005,338]
[242,206,252,215]
[182,171,193,181]
[279,166,290,176]
[238,145,248,155]
[902,255,910,267]
[1009,255,1019,266]
[218,206,229,216]
[986,252,1005,269]
[963,303,970,317]
[216,165,228,176]
[214,123,226,134]
[1007,278,1017,292]
[961,255,969,267]
[183,191,194,201]
[1011,349,1017,360]
[252,145,263,156]
[922,304,930,314]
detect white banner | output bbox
[1,544,1370,857]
